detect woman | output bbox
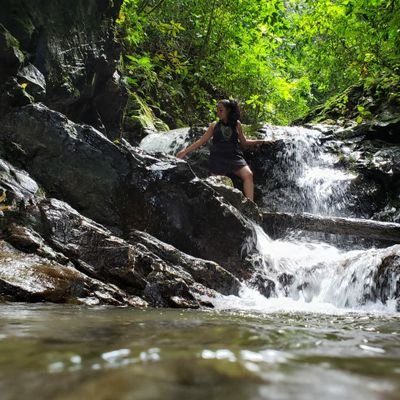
[176,99,270,201]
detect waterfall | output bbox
[140,127,194,155]
[241,225,400,312]
[259,125,356,217]
[245,125,399,312]
[139,125,399,312]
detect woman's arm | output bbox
[237,121,273,149]
[176,123,215,158]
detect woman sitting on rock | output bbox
[176,99,271,201]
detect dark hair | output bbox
[218,99,241,129]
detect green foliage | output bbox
[117,0,400,127]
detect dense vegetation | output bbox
[117,0,400,128]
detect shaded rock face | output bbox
[372,254,400,310]
[0,103,256,279]
[0,0,126,138]
[313,128,400,221]
[294,76,400,222]
[0,158,241,307]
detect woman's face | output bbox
[216,103,229,121]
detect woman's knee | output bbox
[234,166,253,180]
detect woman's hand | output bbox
[176,149,187,159]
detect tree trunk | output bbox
[261,211,400,243]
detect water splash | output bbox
[215,225,400,313]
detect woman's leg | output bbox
[234,166,254,201]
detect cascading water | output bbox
[236,225,400,313]
[239,125,399,312]
[257,125,356,216]
[140,127,199,155]
[140,124,399,313]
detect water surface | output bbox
[1,303,399,400]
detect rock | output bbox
[367,250,400,310]
[0,0,127,138]
[3,223,69,264]
[17,63,46,100]
[0,158,40,204]
[0,104,256,278]
[261,210,400,243]
[204,176,262,223]
[0,156,243,306]
[0,240,146,306]
[0,24,24,80]
[129,230,241,296]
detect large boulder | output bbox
[0,0,127,138]
[0,157,241,307]
[0,103,256,278]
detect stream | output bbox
[0,304,399,400]
[1,124,399,399]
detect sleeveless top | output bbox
[208,121,247,175]
[212,121,239,145]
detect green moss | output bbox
[125,92,170,132]
[4,30,20,49]
[305,73,400,125]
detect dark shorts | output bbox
[208,149,248,175]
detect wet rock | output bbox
[0,157,243,307]
[204,176,262,223]
[36,197,240,307]
[0,158,40,205]
[368,249,400,310]
[249,274,276,298]
[0,240,145,306]
[241,254,277,297]
[330,134,399,220]
[129,230,241,296]
[0,104,256,278]
[0,0,127,138]
[3,223,69,264]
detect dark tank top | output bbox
[212,121,240,147]
[208,121,247,174]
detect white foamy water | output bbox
[140,128,192,155]
[209,225,400,314]
[260,125,356,216]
